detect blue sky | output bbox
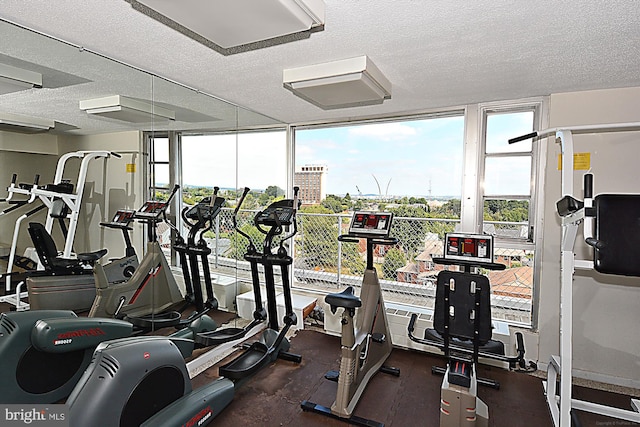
[175,111,532,198]
[295,117,465,197]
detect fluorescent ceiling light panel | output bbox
[0,63,43,95]
[79,95,175,122]
[283,56,392,109]
[132,0,325,48]
[0,112,54,132]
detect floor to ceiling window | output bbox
[148,98,546,327]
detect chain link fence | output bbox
[176,208,534,326]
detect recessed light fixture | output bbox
[128,0,325,50]
[79,95,175,123]
[283,56,392,109]
[0,63,42,95]
[0,112,54,133]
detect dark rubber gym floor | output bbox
[192,328,639,427]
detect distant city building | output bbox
[294,164,327,205]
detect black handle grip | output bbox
[408,313,418,334]
[508,132,538,144]
[213,186,219,196]
[585,237,605,250]
[166,184,180,203]
[110,152,122,158]
[34,174,40,185]
[234,187,250,215]
[337,235,359,243]
[372,237,399,246]
[515,331,525,354]
[583,174,593,199]
[10,174,17,184]
[292,186,300,211]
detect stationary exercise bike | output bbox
[302,211,400,427]
[98,208,140,281]
[65,187,303,427]
[89,185,186,325]
[20,208,140,311]
[407,233,526,427]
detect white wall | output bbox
[538,86,640,387]
[0,132,59,253]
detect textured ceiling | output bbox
[1,0,639,134]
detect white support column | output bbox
[460,104,481,232]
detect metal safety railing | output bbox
[165,208,534,325]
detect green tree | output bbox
[297,205,339,271]
[322,194,344,213]
[387,205,429,259]
[341,240,366,276]
[265,185,284,198]
[382,247,406,280]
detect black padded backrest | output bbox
[594,194,640,276]
[50,198,70,219]
[27,222,58,270]
[433,270,492,344]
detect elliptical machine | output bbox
[65,187,303,427]
[407,233,526,427]
[302,211,400,427]
[172,186,225,314]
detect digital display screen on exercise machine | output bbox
[111,209,135,224]
[348,211,393,238]
[443,233,494,263]
[135,200,169,219]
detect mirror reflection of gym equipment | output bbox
[0,151,121,310]
[64,187,303,427]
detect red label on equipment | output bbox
[144,352,150,359]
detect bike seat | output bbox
[325,286,362,313]
[77,249,108,263]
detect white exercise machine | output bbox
[0,150,119,310]
[509,122,640,427]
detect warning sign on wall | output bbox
[557,152,590,170]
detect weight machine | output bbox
[0,150,119,309]
[509,122,640,427]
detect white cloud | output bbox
[348,122,417,141]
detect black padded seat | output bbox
[423,328,505,355]
[77,249,108,263]
[27,222,105,274]
[325,286,362,311]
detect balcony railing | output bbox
[163,208,533,326]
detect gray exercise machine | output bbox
[89,185,184,323]
[407,233,526,427]
[302,211,400,427]
[0,309,215,404]
[23,209,140,311]
[65,187,303,427]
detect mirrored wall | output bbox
[0,18,284,320]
